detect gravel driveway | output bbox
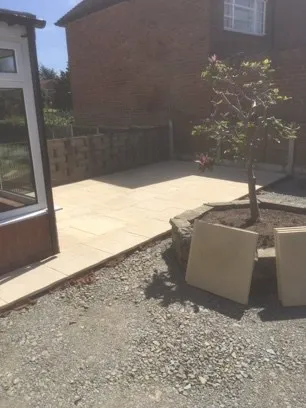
[0,239,306,408]
[259,175,306,205]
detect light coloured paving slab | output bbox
[84,229,147,255]
[186,221,258,305]
[57,227,96,250]
[127,219,170,238]
[0,265,66,304]
[0,161,283,311]
[46,245,112,276]
[100,207,153,223]
[274,228,306,307]
[149,207,186,222]
[136,198,180,212]
[69,215,124,235]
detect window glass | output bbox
[224,0,266,35]
[256,1,265,33]
[234,7,254,32]
[0,88,37,213]
[236,0,254,7]
[0,49,17,73]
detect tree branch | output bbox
[216,89,246,121]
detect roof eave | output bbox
[0,9,46,29]
[55,0,127,27]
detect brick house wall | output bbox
[210,0,274,58]
[65,0,306,159]
[273,0,306,50]
[67,0,211,131]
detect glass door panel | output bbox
[0,88,37,213]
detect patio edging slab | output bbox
[0,230,171,315]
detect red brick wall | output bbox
[272,47,306,123]
[210,0,306,58]
[65,0,306,159]
[273,0,306,50]
[210,0,273,58]
[66,0,211,128]
[272,47,306,168]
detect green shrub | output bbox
[43,109,74,127]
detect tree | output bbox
[39,64,73,112]
[53,65,72,112]
[193,56,298,222]
[39,64,58,80]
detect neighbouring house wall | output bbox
[0,214,53,275]
[208,0,306,166]
[65,0,306,163]
[272,47,306,170]
[210,0,274,58]
[66,0,211,129]
[273,0,306,50]
[210,0,306,58]
[273,47,306,123]
[47,126,169,186]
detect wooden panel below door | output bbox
[0,214,54,276]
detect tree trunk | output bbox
[247,159,260,222]
[246,130,260,222]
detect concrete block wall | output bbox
[47,126,169,186]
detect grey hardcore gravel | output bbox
[0,239,305,408]
[259,176,306,206]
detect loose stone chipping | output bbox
[0,239,305,408]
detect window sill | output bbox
[0,208,48,227]
[224,27,266,37]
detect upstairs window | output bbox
[0,49,17,73]
[224,0,266,35]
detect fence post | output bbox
[168,119,174,159]
[287,138,295,174]
[216,141,222,163]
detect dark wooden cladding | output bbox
[0,214,53,275]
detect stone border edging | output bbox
[170,197,306,270]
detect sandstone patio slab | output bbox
[274,227,306,306]
[186,221,258,305]
[0,161,283,311]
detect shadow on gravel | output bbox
[258,304,306,322]
[264,176,306,198]
[144,247,246,321]
[250,287,306,321]
[144,247,306,323]
[250,265,306,321]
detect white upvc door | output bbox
[0,36,47,223]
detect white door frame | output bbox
[0,37,47,223]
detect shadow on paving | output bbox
[94,161,252,189]
[144,247,306,323]
[0,256,57,286]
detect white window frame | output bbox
[0,37,47,223]
[224,0,267,36]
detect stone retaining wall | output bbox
[170,198,306,276]
[47,126,169,186]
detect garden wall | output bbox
[47,125,170,186]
